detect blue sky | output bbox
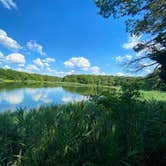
[0,0,151,77]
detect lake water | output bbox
[0,83,166,112]
[0,84,89,112]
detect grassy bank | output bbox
[0,91,165,166]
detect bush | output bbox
[0,92,165,166]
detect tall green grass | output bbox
[0,91,166,166]
[142,90,166,101]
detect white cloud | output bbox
[64,61,74,68]
[54,71,66,77]
[116,72,133,77]
[4,65,10,69]
[115,54,132,63]
[45,68,66,77]
[26,64,39,71]
[122,35,141,50]
[42,57,55,67]
[0,51,4,58]
[16,67,25,72]
[27,40,46,56]
[0,29,21,51]
[125,54,132,60]
[43,57,55,63]
[64,57,104,75]
[115,56,124,63]
[67,70,75,75]
[18,63,24,67]
[0,0,17,10]
[43,62,49,67]
[44,69,77,77]
[6,53,25,64]
[116,72,125,76]
[46,67,54,73]
[145,69,152,74]
[64,57,90,70]
[90,66,100,74]
[33,57,55,67]
[33,58,44,67]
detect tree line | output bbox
[0,68,166,91]
[0,68,61,83]
[63,74,166,91]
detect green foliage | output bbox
[0,68,166,91]
[120,81,141,101]
[95,0,166,82]
[0,91,165,166]
[63,74,166,91]
[0,68,62,83]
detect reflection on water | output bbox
[4,90,24,105]
[0,84,89,112]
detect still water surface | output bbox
[0,85,88,112]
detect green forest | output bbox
[0,68,61,83]
[0,68,166,91]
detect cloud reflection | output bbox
[62,95,87,103]
[4,90,24,105]
[0,87,87,112]
[25,88,53,103]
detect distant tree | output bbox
[95,0,166,82]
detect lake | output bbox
[0,83,165,112]
[0,84,90,112]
